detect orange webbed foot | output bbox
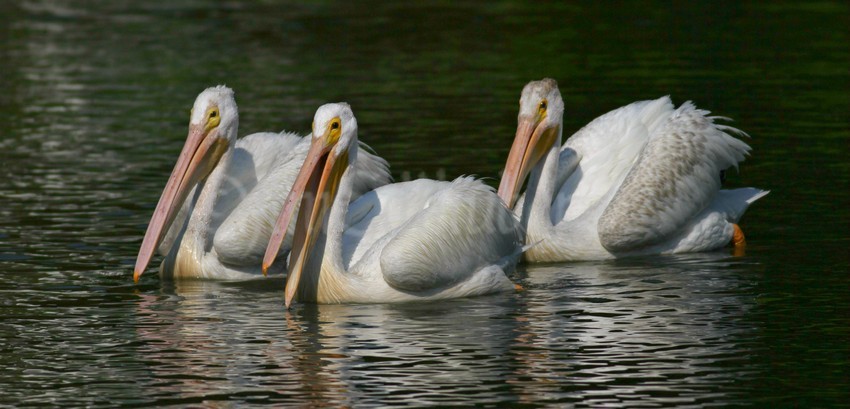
[732,223,746,247]
[731,224,746,257]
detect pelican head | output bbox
[497,78,564,209]
[133,86,239,282]
[263,103,356,307]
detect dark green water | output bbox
[1,1,848,407]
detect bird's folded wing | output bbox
[213,132,306,267]
[553,97,671,222]
[213,136,392,268]
[379,177,521,292]
[598,102,751,252]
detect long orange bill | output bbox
[262,136,347,308]
[497,117,558,209]
[133,124,226,282]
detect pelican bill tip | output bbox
[284,288,296,309]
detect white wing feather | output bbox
[157,132,298,258]
[380,177,520,292]
[213,133,391,267]
[553,97,673,223]
[343,177,521,292]
[213,132,306,266]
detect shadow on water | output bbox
[102,252,759,407]
[508,252,763,406]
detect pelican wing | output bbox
[213,132,306,266]
[155,132,298,258]
[350,143,393,199]
[375,178,521,292]
[214,134,392,268]
[552,97,674,223]
[597,101,751,252]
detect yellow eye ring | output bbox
[325,117,342,145]
[204,107,221,132]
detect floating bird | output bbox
[133,86,390,281]
[497,79,767,262]
[263,103,523,306]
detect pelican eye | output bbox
[326,117,343,144]
[539,100,548,110]
[204,107,221,132]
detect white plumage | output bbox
[263,103,523,306]
[498,79,767,262]
[134,86,390,281]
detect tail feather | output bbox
[715,188,769,222]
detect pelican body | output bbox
[498,79,767,262]
[263,103,523,306]
[133,86,390,281]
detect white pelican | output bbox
[133,86,390,282]
[262,103,523,306]
[497,79,768,262]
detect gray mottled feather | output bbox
[598,102,751,252]
[549,97,672,224]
